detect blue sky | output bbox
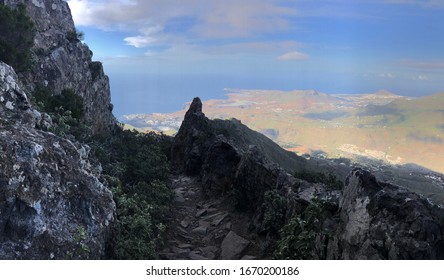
[66,0,444,116]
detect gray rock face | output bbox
[172,98,298,209]
[328,169,444,259]
[0,62,51,130]
[1,0,115,134]
[0,62,116,259]
[0,63,31,115]
[172,96,444,259]
[171,97,213,175]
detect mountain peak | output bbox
[183,97,205,120]
[188,97,203,114]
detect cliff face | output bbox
[0,1,118,259]
[0,61,116,259]
[327,168,444,259]
[1,0,115,134]
[172,97,444,259]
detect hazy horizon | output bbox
[67,0,444,116]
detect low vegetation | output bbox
[0,3,35,72]
[33,87,90,139]
[274,199,332,260]
[294,170,343,190]
[92,129,173,259]
[67,29,85,42]
[33,86,173,259]
[259,190,287,233]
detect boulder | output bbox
[327,168,444,259]
[220,231,250,259]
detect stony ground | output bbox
[159,176,261,260]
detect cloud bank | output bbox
[67,0,297,43]
[277,51,309,61]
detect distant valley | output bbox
[120,89,444,175]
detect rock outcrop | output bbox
[327,168,444,259]
[1,0,115,134]
[0,61,116,259]
[171,97,444,259]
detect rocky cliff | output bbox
[0,0,118,259]
[1,0,115,134]
[327,168,444,259]
[171,97,444,259]
[0,61,116,259]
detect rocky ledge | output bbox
[169,97,444,259]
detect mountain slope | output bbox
[168,97,444,259]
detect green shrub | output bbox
[259,190,286,233]
[92,127,173,259]
[33,87,89,139]
[294,170,343,190]
[274,199,331,260]
[35,88,84,119]
[67,29,84,42]
[65,226,91,259]
[0,3,35,72]
[50,109,91,139]
[124,146,170,185]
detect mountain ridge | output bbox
[164,96,444,259]
[121,89,444,175]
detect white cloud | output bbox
[277,51,309,61]
[123,25,163,47]
[401,59,444,70]
[203,40,304,55]
[66,0,301,60]
[379,73,396,78]
[192,1,296,38]
[381,0,444,8]
[67,0,297,37]
[124,36,156,48]
[418,74,429,80]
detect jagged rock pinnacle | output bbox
[186,97,203,116]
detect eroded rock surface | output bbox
[328,169,444,259]
[0,62,116,259]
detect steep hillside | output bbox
[0,1,121,259]
[1,0,115,134]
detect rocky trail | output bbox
[159,176,260,260]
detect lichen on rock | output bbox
[0,61,116,260]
